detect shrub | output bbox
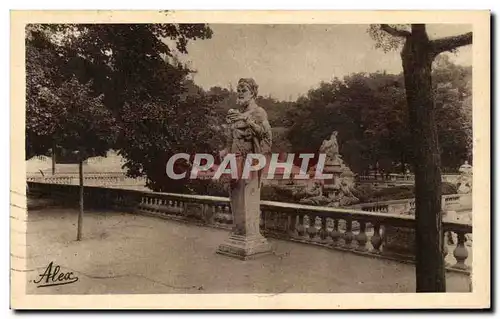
[260,184,282,201]
[356,182,459,203]
[184,179,229,197]
[441,182,458,195]
[351,184,377,203]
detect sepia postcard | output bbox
[11,10,490,309]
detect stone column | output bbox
[217,157,271,260]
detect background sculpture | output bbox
[300,130,359,207]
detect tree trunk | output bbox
[51,145,56,175]
[401,153,406,175]
[401,25,445,292]
[76,160,84,241]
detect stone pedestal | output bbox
[217,176,272,260]
[217,233,272,260]
[322,160,342,198]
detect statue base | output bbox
[216,233,272,260]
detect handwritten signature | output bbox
[33,262,79,288]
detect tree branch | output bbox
[380,24,411,38]
[431,32,472,55]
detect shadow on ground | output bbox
[20,205,471,294]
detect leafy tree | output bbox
[287,74,410,174]
[369,24,472,292]
[26,26,116,240]
[286,61,471,176]
[120,80,226,192]
[27,23,218,193]
[432,55,473,171]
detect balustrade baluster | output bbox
[320,217,329,244]
[153,197,160,213]
[159,198,166,213]
[452,231,469,270]
[219,205,225,224]
[213,205,220,223]
[324,217,334,245]
[224,206,232,224]
[331,219,341,246]
[287,213,297,238]
[296,214,305,238]
[266,211,274,230]
[303,215,311,240]
[201,203,208,222]
[180,201,186,215]
[285,213,291,236]
[311,216,322,242]
[443,232,449,265]
[274,212,281,230]
[174,200,179,215]
[355,220,368,251]
[290,214,300,238]
[150,198,155,211]
[343,218,354,249]
[280,213,288,233]
[370,223,382,252]
[159,199,166,214]
[206,204,215,223]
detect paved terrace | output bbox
[22,204,470,294]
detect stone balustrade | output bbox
[350,194,471,215]
[26,181,472,273]
[358,174,415,182]
[27,173,146,187]
[358,173,460,183]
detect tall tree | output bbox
[370,24,472,292]
[432,55,473,170]
[26,27,116,240]
[27,23,217,193]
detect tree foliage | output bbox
[26,22,472,197]
[26,22,220,192]
[26,26,116,160]
[286,59,472,174]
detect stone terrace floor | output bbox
[22,205,470,294]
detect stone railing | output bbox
[358,174,415,182]
[358,173,461,184]
[349,194,472,215]
[26,182,472,273]
[27,172,147,188]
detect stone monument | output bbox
[216,78,273,260]
[319,131,343,194]
[300,131,358,207]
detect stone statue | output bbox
[299,129,359,207]
[217,78,273,260]
[319,131,340,163]
[338,178,359,206]
[459,160,473,176]
[457,160,473,194]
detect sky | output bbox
[177,24,472,101]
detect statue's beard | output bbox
[236,97,249,106]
